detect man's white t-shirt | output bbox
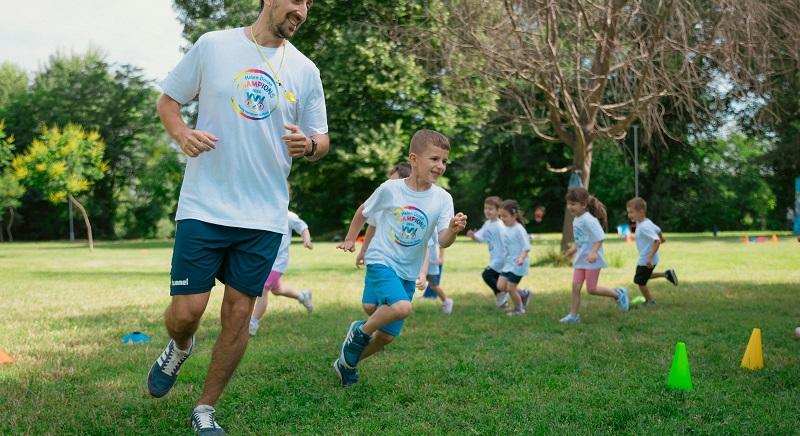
[160,28,328,233]
[635,218,661,266]
[473,219,505,272]
[501,222,530,276]
[362,179,454,281]
[573,212,607,269]
[272,211,309,273]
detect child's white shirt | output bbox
[474,219,505,272]
[573,212,607,269]
[362,179,454,281]
[635,218,661,266]
[501,222,530,276]
[271,211,308,273]
[426,234,440,276]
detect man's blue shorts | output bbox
[170,219,282,297]
[362,264,415,337]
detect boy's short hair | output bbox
[409,129,450,155]
[484,196,502,208]
[627,197,647,212]
[389,162,412,178]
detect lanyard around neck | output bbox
[249,26,296,104]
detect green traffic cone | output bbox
[666,342,693,391]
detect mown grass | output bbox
[1,232,798,434]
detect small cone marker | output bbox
[667,342,693,391]
[740,328,764,370]
[771,234,778,243]
[626,233,633,244]
[0,350,13,364]
[743,236,749,244]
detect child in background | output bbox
[467,196,509,308]
[249,211,314,336]
[334,129,467,387]
[626,197,677,306]
[560,187,629,324]
[496,199,532,316]
[418,233,454,314]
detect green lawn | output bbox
[1,233,799,434]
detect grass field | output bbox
[1,233,799,434]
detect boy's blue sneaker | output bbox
[333,358,359,387]
[190,404,225,435]
[665,269,678,286]
[559,313,580,324]
[615,288,630,312]
[147,337,194,398]
[340,320,371,368]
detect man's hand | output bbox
[336,240,356,252]
[283,123,310,157]
[449,213,468,234]
[176,128,218,157]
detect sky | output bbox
[0,0,185,81]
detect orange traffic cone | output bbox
[626,233,633,244]
[0,350,13,364]
[771,234,779,243]
[743,236,749,244]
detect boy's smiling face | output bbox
[410,145,449,185]
[484,204,498,221]
[627,206,645,222]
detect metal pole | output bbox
[69,198,75,241]
[633,125,639,197]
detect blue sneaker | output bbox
[190,404,225,435]
[340,320,371,368]
[333,358,359,387]
[519,289,532,308]
[615,288,630,312]
[147,337,194,398]
[559,313,580,324]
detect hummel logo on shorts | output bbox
[171,278,189,286]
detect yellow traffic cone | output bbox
[771,234,779,243]
[740,328,764,370]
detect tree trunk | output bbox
[5,207,13,242]
[69,195,94,252]
[559,146,594,252]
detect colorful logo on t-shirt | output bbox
[389,206,429,247]
[230,69,279,120]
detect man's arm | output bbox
[157,94,218,157]
[282,124,329,161]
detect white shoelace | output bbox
[193,406,220,430]
[158,341,191,376]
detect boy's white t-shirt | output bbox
[573,212,607,269]
[426,234,440,276]
[473,219,505,272]
[160,28,328,233]
[362,179,454,281]
[635,218,661,266]
[271,211,309,273]
[501,222,531,276]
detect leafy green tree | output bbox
[1,51,170,239]
[0,122,24,241]
[12,125,107,250]
[0,62,28,110]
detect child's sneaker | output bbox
[615,287,630,312]
[190,404,225,435]
[442,298,454,315]
[643,299,656,307]
[495,292,509,308]
[248,318,260,337]
[519,289,532,308]
[147,336,194,398]
[333,358,359,387]
[559,313,580,324]
[340,320,371,368]
[665,269,678,286]
[506,308,526,316]
[298,289,313,313]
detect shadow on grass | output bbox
[2,280,799,434]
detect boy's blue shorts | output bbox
[170,219,282,297]
[362,264,415,337]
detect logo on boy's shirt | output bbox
[390,205,429,247]
[230,68,279,120]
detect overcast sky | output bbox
[0,0,185,81]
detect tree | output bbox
[12,125,107,250]
[417,0,800,250]
[0,122,24,241]
[0,62,28,110]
